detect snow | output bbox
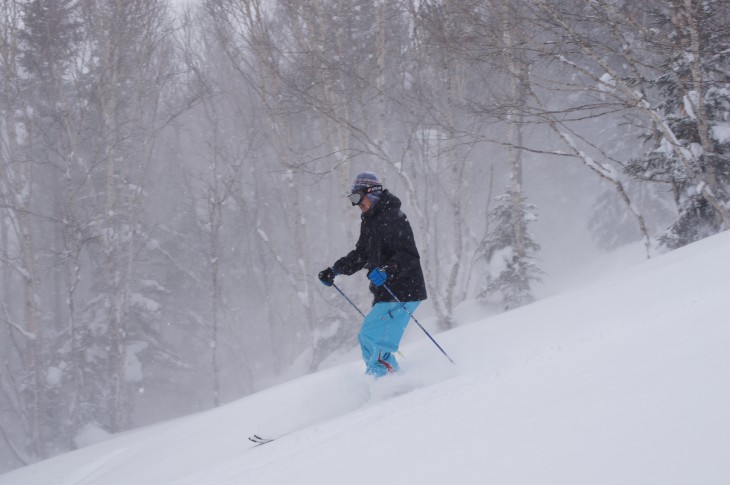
[312,319,340,342]
[683,92,698,120]
[2,231,730,485]
[124,342,148,384]
[256,228,269,242]
[45,366,63,387]
[130,293,161,313]
[598,73,616,93]
[712,122,730,144]
[74,424,112,450]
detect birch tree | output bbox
[203,0,382,370]
[0,0,49,462]
[17,0,91,453]
[177,13,263,403]
[524,0,728,250]
[73,0,177,433]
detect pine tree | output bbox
[625,0,730,249]
[479,191,542,310]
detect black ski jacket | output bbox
[333,190,427,305]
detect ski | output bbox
[248,434,275,445]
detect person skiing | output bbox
[318,172,427,377]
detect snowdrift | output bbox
[2,231,729,485]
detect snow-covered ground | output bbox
[2,231,729,485]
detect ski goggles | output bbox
[348,184,382,206]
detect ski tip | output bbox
[249,434,274,445]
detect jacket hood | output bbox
[363,190,400,219]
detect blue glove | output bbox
[367,267,389,287]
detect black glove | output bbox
[318,267,336,286]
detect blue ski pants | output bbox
[358,301,420,377]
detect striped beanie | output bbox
[351,171,381,192]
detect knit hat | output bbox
[351,171,383,205]
[351,171,381,192]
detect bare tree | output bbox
[0,0,49,461]
[523,0,728,247]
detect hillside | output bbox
[1,232,729,485]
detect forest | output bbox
[1,0,728,472]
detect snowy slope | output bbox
[2,232,729,485]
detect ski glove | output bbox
[367,266,390,287]
[318,267,337,286]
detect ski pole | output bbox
[331,283,406,358]
[382,284,455,365]
[332,283,366,318]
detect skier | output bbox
[318,172,427,377]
